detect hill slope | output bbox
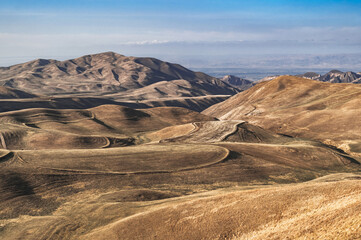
[0,105,215,149]
[203,76,361,155]
[0,86,38,99]
[82,177,361,240]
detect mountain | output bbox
[298,70,361,83]
[296,72,321,80]
[0,52,238,100]
[220,75,254,90]
[203,76,361,155]
[319,70,361,83]
[257,75,280,82]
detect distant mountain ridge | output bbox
[297,70,361,83]
[0,52,238,100]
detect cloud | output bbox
[123,40,171,45]
[0,25,360,66]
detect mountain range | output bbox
[0,52,238,100]
[0,52,244,112]
[297,70,361,83]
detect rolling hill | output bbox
[82,175,361,240]
[203,76,361,156]
[0,85,229,113]
[0,104,215,149]
[0,97,359,239]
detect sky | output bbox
[1,0,361,68]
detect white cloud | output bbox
[0,25,360,66]
[123,40,171,45]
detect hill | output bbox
[0,105,215,149]
[0,86,38,99]
[0,94,360,239]
[82,176,361,240]
[0,52,238,99]
[0,85,229,113]
[203,76,361,155]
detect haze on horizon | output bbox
[1,0,361,69]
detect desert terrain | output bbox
[0,53,360,239]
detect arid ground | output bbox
[0,54,360,239]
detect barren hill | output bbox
[0,90,360,239]
[203,76,361,154]
[0,52,238,99]
[82,176,361,240]
[0,105,215,149]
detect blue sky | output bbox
[1,0,361,67]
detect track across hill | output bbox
[6,144,230,175]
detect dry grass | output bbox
[203,76,361,155]
[0,105,214,150]
[0,138,358,239]
[81,177,361,240]
[0,79,360,239]
[13,144,229,174]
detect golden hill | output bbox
[81,175,361,240]
[0,105,215,149]
[203,76,361,155]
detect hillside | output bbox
[0,52,238,99]
[0,85,228,113]
[0,86,38,99]
[203,76,361,155]
[0,84,360,239]
[82,176,361,240]
[0,105,215,149]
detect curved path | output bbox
[13,144,230,175]
[0,132,7,149]
[162,120,245,143]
